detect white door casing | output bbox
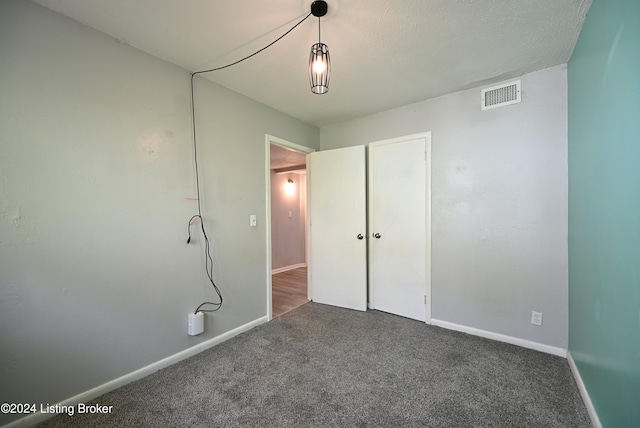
[265,134,315,320]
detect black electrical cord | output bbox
[187,215,222,313]
[188,75,222,314]
[188,11,313,314]
[192,12,312,77]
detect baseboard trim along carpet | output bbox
[4,315,269,428]
[271,263,306,275]
[567,351,602,428]
[431,319,567,358]
[429,319,604,425]
[24,303,591,427]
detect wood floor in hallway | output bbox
[272,267,308,318]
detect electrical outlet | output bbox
[531,311,543,327]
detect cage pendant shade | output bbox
[309,42,330,94]
[309,1,329,94]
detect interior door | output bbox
[368,134,429,321]
[308,145,367,311]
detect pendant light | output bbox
[309,1,330,94]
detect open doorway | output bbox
[265,135,314,319]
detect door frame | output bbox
[367,132,432,323]
[265,134,315,321]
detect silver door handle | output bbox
[357,234,364,240]
[374,233,381,239]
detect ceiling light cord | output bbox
[189,75,223,314]
[188,11,313,314]
[192,12,312,76]
[187,214,223,314]
[190,74,203,218]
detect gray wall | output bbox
[270,172,306,270]
[0,1,318,424]
[321,65,568,348]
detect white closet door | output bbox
[308,146,367,311]
[368,134,430,321]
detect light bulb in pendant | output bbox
[312,58,326,74]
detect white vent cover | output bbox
[481,80,521,110]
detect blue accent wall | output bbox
[568,0,640,426]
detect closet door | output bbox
[308,146,367,311]
[368,134,430,321]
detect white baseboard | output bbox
[567,351,602,428]
[430,318,567,357]
[272,263,306,275]
[3,315,269,428]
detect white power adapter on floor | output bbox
[188,312,204,336]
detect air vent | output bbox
[481,80,521,110]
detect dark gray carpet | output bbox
[38,303,591,427]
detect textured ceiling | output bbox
[31,0,591,128]
[270,144,307,170]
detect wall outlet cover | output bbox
[531,311,543,327]
[188,312,204,336]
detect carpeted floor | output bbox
[38,303,591,427]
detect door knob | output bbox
[374,233,381,239]
[357,234,364,240]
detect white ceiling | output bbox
[31,0,591,128]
